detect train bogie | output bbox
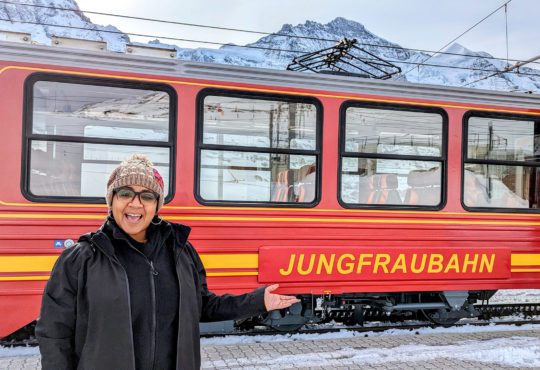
[258,290,497,330]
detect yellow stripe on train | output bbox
[510,254,540,267]
[2,213,540,226]
[0,256,58,272]
[0,253,539,281]
[0,275,50,281]
[0,254,259,273]
[199,254,258,269]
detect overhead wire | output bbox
[0,0,538,66]
[461,3,518,88]
[1,17,539,79]
[504,3,510,67]
[463,53,540,87]
[1,1,539,83]
[463,65,535,87]
[0,17,302,53]
[0,0,336,41]
[402,0,514,76]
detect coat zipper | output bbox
[174,245,183,370]
[90,241,137,370]
[124,242,159,370]
[149,260,158,370]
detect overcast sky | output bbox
[75,0,538,61]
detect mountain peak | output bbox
[0,0,129,50]
[328,17,365,30]
[444,42,473,55]
[279,23,294,33]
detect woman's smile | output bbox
[112,185,157,242]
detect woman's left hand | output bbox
[264,284,301,311]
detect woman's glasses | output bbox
[114,187,159,205]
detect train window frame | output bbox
[194,88,323,207]
[338,101,448,210]
[461,110,540,213]
[21,72,177,204]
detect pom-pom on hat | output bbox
[106,154,165,211]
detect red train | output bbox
[0,37,539,336]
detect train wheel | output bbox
[419,293,461,326]
[269,322,305,332]
[263,302,305,332]
[420,308,461,326]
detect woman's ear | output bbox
[151,215,163,226]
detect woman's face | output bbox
[111,185,158,242]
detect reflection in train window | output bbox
[32,81,170,141]
[197,92,320,205]
[340,104,446,208]
[29,141,170,198]
[464,114,540,211]
[24,74,175,201]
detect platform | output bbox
[1,327,539,369]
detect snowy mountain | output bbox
[176,18,418,72]
[1,0,539,92]
[0,0,129,51]
[424,43,540,92]
[175,17,540,92]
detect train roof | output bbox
[0,40,539,110]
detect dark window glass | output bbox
[198,93,320,205]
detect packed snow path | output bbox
[2,290,539,368]
[2,325,539,369]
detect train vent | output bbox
[51,36,107,52]
[0,31,31,44]
[125,44,177,59]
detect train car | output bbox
[0,37,539,337]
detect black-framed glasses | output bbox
[113,187,159,205]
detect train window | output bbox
[340,104,446,209]
[197,91,321,205]
[23,74,176,203]
[29,141,170,198]
[32,81,170,141]
[463,113,540,211]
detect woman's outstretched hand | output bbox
[264,284,301,311]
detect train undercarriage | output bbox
[258,290,498,331]
[4,290,540,344]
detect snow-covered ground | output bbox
[212,336,540,368]
[0,345,38,358]
[200,321,540,346]
[4,324,539,368]
[2,289,539,367]
[491,289,540,304]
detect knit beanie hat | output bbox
[106,154,165,211]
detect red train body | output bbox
[0,40,539,336]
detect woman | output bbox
[36,154,300,370]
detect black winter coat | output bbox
[36,221,266,370]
